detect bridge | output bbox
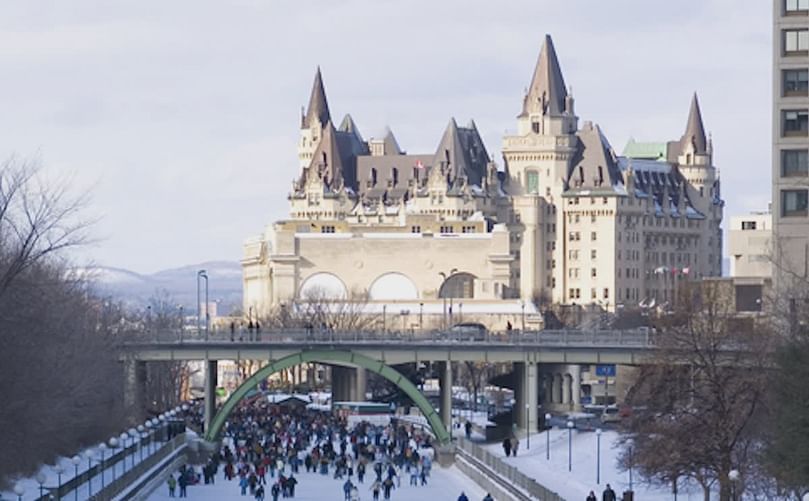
[121,328,657,446]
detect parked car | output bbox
[600,405,622,424]
[449,322,488,341]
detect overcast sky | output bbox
[0,0,771,273]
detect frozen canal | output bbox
[148,463,487,501]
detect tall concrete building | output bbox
[243,35,724,320]
[728,210,772,278]
[773,0,809,285]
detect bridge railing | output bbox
[127,327,655,348]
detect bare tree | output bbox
[618,282,771,501]
[0,158,92,298]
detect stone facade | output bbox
[243,35,724,321]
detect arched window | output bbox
[439,272,476,299]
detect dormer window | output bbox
[371,168,378,186]
[532,120,540,134]
[392,168,399,187]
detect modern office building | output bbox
[773,0,809,285]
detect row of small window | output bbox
[568,249,598,260]
[617,249,641,261]
[646,252,695,266]
[568,268,600,279]
[617,268,641,279]
[783,29,809,55]
[568,288,610,300]
[784,0,809,15]
[568,231,597,241]
[568,197,610,205]
[321,226,336,233]
[568,214,600,224]
[782,189,809,217]
[782,149,809,177]
[435,225,477,233]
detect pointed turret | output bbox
[338,114,364,142]
[382,127,403,155]
[302,67,331,129]
[680,93,707,154]
[521,35,568,117]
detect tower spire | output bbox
[302,66,331,129]
[521,35,568,117]
[681,92,707,154]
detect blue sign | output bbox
[595,364,617,377]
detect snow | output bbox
[146,462,487,501]
[483,429,707,500]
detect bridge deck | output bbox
[122,329,655,365]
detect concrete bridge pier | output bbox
[123,359,147,425]
[439,361,453,431]
[203,360,218,434]
[514,361,538,433]
[351,368,367,401]
[331,366,367,402]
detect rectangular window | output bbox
[783,149,809,177]
[321,225,336,233]
[784,69,809,96]
[591,268,597,278]
[741,221,757,230]
[591,231,597,241]
[411,226,421,233]
[591,249,597,259]
[782,189,809,217]
[526,171,539,194]
[603,288,610,299]
[784,110,809,136]
[784,29,809,54]
[786,0,809,13]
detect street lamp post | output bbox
[419,302,424,331]
[729,469,740,501]
[197,269,209,340]
[70,455,81,501]
[128,428,138,468]
[178,305,184,343]
[137,425,145,462]
[596,428,602,484]
[382,304,387,334]
[521,301,526,331]
[98,443,107,489]
[108,437,119,481]
[84,450,94,497]
[119,432,129,472]
[566,420,574,472]
[35,472,46,499]
[545,413,552,460]
[144,421,153,454]
[525,404,530,450]
[13,484,24,501]
[53,464,64,498]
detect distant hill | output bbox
[82,261,243,314]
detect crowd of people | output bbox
[170,399,494,500]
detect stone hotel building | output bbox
[242,35,724,322]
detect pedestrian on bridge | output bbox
[501,437,511,457]
[167,475,177,497]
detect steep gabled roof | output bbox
[382,127,403,155]
[679,93,707,155]
[339,114,364,142]
[302,67,331,129]
[434,118,490,187]
[565,122,624,194]
[521,35,568,118]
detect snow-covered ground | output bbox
[147,464,487,501]
[483,428,705,500]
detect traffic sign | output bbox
[595,364,616,377]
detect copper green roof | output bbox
[622,140,668,161]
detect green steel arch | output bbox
[204,350,450,444]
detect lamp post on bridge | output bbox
[70,455,81,501]
[13,484,24,501]
[596,428,602,485]
[566,420,574,472]
[545,413,552,460]
[98,443,107,489]
[108,438,119,481]
[53,464,64,497]
[35,472,46,500]
[525,404,530,450]
[197,270,209,340]
[178,305,184,342]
